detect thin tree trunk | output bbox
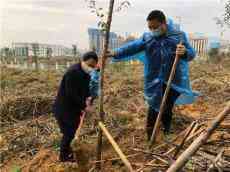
[166,103,230,172]
[96,0,115,170]
[173,121,197,159]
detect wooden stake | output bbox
[96,0,115,170]
[98,122,134,172]
[166,103,230,172]
[74,111,86,140]
[166,128,204,155]
[173,121,197,158]
[189,122,199,136]
[91,153,140,164]
[150,47,181,147]
[131,148,171,165]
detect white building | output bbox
[12,42,73,57]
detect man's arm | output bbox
[109,36,145,59]
[89,69,100,101]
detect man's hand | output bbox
[86,97,93,106]
[84,97,93,113]
[176,44,186,56]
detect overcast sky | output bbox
[0,0,229,49]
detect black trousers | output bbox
[55,113,81,161]
[146,85,180,139]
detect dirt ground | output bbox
[0,58,230,172]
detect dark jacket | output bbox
[53,63,91,120]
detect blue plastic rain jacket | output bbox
[111,19,199,112]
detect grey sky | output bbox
[1,0,229,49]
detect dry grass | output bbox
[0,58,230,171]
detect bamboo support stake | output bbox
[96,0,115,170]
[150,46,181,147]
[165,127,204,155]
[131,148,170,165]
[98,122,134,172]
[166,103,230,172]
[173,121,197,158]
[189,122,199,136]
[74,111,86,140]
[91,153,140,164]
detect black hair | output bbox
[146,10,166,23]
[82,51,98,62]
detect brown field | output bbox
[0,58,230,172]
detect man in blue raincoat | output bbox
[107,10,197,140]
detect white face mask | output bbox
[81,62,94,74]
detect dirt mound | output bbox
[22,142,96,172]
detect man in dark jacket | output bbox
[53,51,98,162]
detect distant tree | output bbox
[72,44,79,62]
[25,47,29,57]
[31,43,39,70]
[8,49,14,57]
[215,0,230,38]
[4,47,10,57]
[214,17,226,38]
[46,47,52,67]
[224,0,230,25]
[46,47,52,58]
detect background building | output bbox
[12,42,73,57]
[189,33,209,59]
[88,28,126,55]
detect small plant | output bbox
[52,138,60,151]
[10,166,21,172]
[185,159,195,171]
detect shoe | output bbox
[59,148,75,162]
[146,127,154,141]
[163,130,173,141]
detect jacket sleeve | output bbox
[89,70,100,99]
[181,32,196,61]
[113,36,145,60]
[65,71,86,110]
